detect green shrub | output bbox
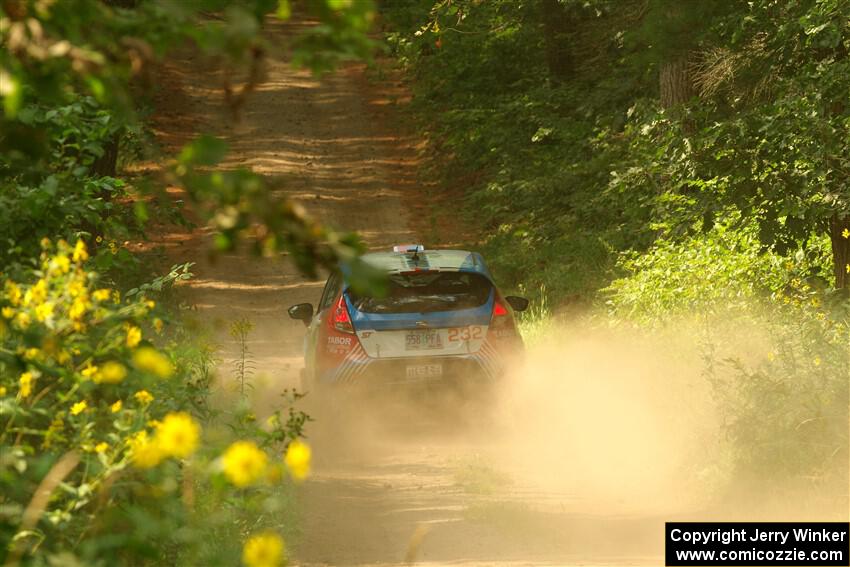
[606,225,848,500]
[0,241,309,566]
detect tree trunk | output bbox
[830,214,850,290]
[90,132,121,178]
[659,55,693,108]
[540,0,574,84]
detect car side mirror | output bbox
[288,303,313,325]
[505,296,529,312]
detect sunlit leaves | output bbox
[178,135,228,168]
[276,0,292,20]
[1,0,382,282]
[0,68,22,118]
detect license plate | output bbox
[405,330,443,350]
[405,363,443,382]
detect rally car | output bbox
[288,245,528,390]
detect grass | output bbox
[453,456,512,495]
[516,285,555,346]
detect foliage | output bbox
[0,97,136,274]
[0,2,388,564]
[382,0,850,505]
[604,220,833,321]
[1,0,380,280]
[704,299,849,493]
[0,241,310,565]
[605,224,848,493]
[383,0,850,295]
[607,223,849,506]
[230,317,256,397]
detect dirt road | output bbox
[152,16,667,567]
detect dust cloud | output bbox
[490,321,723,517]
[249,315,848,565]
[305,315,846,521]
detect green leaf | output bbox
[327,0,352,10]
[0,71,22,118]
[276,0,291,20]
[178,136,228,166]
[86,76,106,102]
[134,201,149,223]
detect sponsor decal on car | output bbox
[326,335,353,354]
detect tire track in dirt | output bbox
[152,16,662,567]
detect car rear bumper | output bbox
[317,342,511,388]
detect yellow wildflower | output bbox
[68,278,85,298]
[71,400,88,415]
[96,235,103,243]
[843,228,850,239]
[81,363,99,379]
[846,264,850,274]
[92,289,111,302]
[72,239,89,262]
[24,278,48,306]
[134,389,154,404]
[814,356,822,367]
[284,439,311,482]
[146,300,155,309]
[133,347,173,378]
[154,412,200,458]
[242,532,286,567]
[0,386,6,397]
[126,325,142,348]
[5,281,22,306]
[24,347,40,360]
[110,400,123,413]
[96,361,127,384]
[95,442,109,454]
[15,312,31,328]
[69,297,90,320]
[153,318,164,333]
[222,441,269,487]
[53,254,70,274]
[19,372,33,398]
[1,307,14,319]
[35,301,54,322]
[129,431,163,469]
[57,350,71,364]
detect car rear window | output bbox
[347,271,492,314]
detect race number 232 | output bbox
[448,326,483,342]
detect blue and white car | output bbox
[288,245,528,389]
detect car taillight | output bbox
[489,295,517,338]
[492,300,508,317]
[330,294,354,334]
